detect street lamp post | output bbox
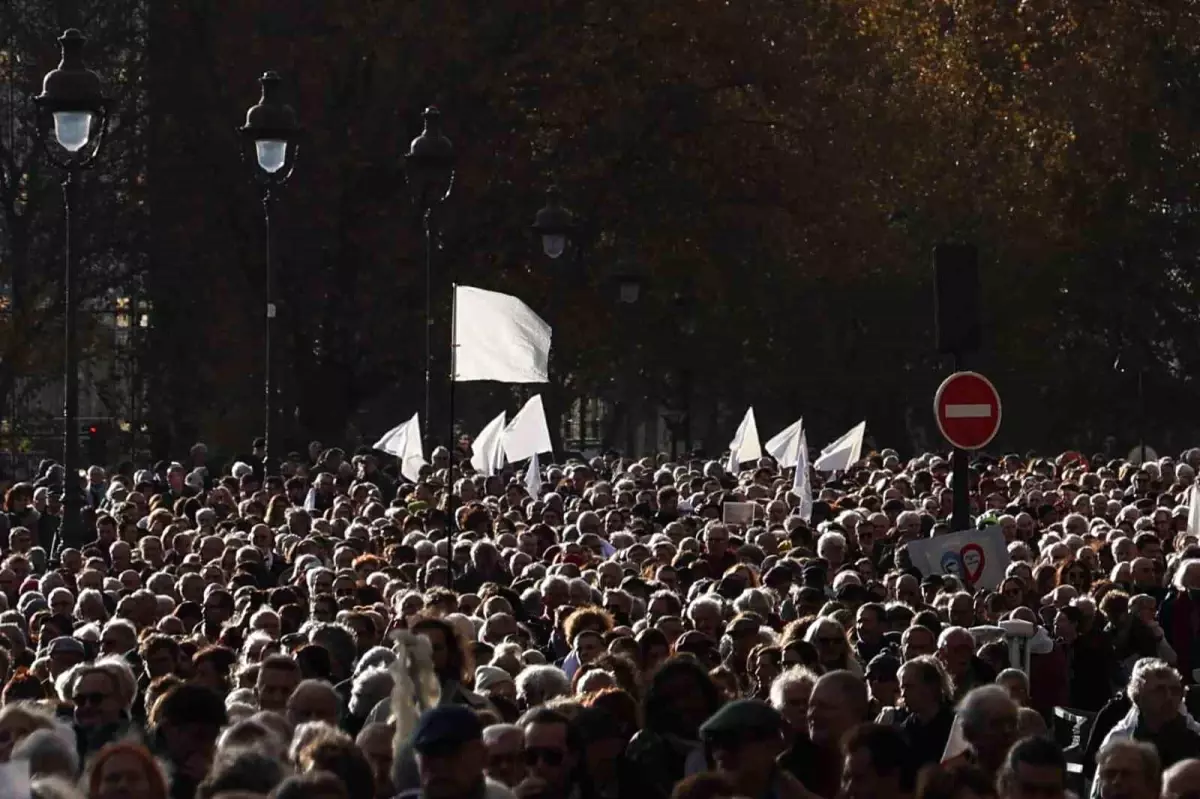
[532,186,576,261]
[240,71,298,472]
[676,291,696,454]
[617,274,642,454]
[35,29,109,557]
[405,108,454,446]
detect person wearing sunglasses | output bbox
[517,707,577,799]
[69,665,130,760]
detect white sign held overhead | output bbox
[906,527,1009,590]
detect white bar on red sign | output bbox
[945,404,991,419]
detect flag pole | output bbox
[448,283,458,528]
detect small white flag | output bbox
[813,421,866,472]
[792,428,813,521]
[373,412,427,483]
[765,417,804,469]
[726,407,763,473]
[526,451,543,498]
[453,286,552,383]
[470,412,508,477]
[504,395,553,463]
[1190,483,1200,538]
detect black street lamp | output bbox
[35,29,109,557]
[609,263,643,454]
[531,186,575,261]
[240,71,298,471]
[617,275,642,305]
[405,107,454,444]
[674,290,696,453]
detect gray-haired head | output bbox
[354,646,399,677]
[350,666,395,718]
[515,665,571,707]
[1097,739,1161,796]
[769,666,819,712]
[1128,658,1181,704]
[957,684,1017,743]
[12,725,79,779]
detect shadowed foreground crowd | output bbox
[2,442,1200,799]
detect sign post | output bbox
[934,371,1002,531]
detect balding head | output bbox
[1164,759,1200,799]
[958,685,1018,771]
[808,670,867,749]
[285,679,339,728]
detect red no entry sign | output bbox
[934,371,1002,450]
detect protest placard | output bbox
[906,527,1009,589]
[722,502,756,526]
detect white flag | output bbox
[726,407,762,473]
[1190,483,1200,538]
[813,421,866,472]
[792,428,813,521]
[765,417,804,469]
[470,412,508,477]
[504,395,553,463]
[373,412,427,483]
[526,451,543,498]
[453,286,552,383]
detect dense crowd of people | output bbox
[0,439,1199,799]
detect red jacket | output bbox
[1029,642,1070,717]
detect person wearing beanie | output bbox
[474,666,515,704]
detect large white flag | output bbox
[470,411,508,477]
[765,417,804,469]
[373,412,426,483]
[813,421,866,472]
[726,408,762,473]
[793,428,813,521]
[453,286,552,383]
[504,394,553,463]
[526,451,543,498]
[1190,483,1200,539]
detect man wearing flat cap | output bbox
[397,705,516,799]
[700,699,818,799]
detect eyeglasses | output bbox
[816,636,844,645]
[524,747,565,767]
[73,692,109,706]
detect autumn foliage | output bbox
[2,0,1199,457]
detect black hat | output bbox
[866,652,901,682]
[410,706,483,753]
[835,584,870,604]
[700,699,782,740]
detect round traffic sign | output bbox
[934,371,1002,450]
